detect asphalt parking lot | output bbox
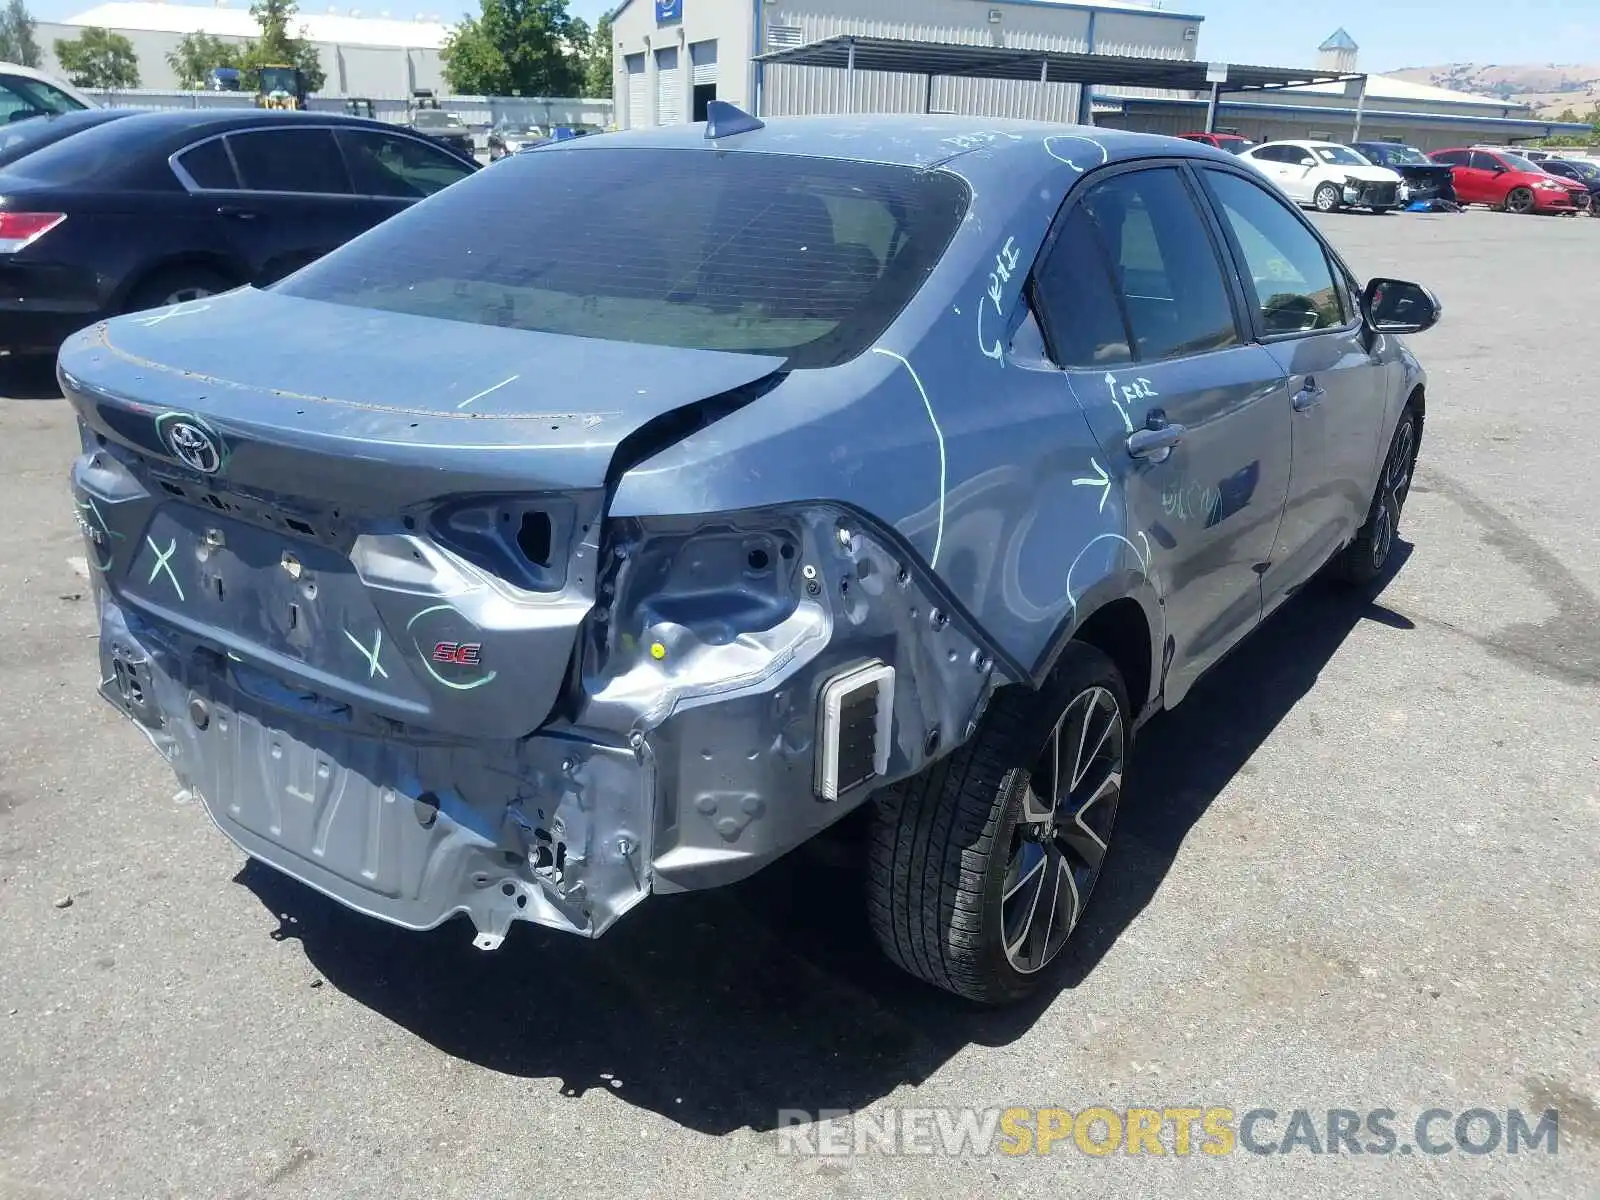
[1,206,1597,1200]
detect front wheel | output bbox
[1335,404,1418,586]
[1504,187,1536,214]
[867,643,1131,1005]
[1313,182,1342,213]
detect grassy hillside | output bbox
[1389,62,1600,118]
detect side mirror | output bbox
[1362,278,1442,335]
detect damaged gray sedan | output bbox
[59,106,1440,1004]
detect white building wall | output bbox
[35,20,441,96]
[611,0,1198,129]
[612,0,753,126]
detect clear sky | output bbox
[27,0,1600,76]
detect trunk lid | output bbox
[61,287,786,739]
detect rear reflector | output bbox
[0,212,67,254]
[815,661,895,802]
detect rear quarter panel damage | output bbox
[609,129,1166,708]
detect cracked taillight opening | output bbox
[0,212,66,254]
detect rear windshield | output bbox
[0,113,167,185]
[0,110,128,168]
[275,146,971,369]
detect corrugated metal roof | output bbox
[755,35,1361,92]
[64,1,450,49]
[1295,74,1513,107]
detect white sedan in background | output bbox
[1238,140,1407,213]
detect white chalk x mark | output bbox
[145,536,185,601]
[132,301,213,328]
[343,627,389,680]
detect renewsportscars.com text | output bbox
[775,1106,1561,1158]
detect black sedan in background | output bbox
[1351,140,1458,204]
[1539,157,1600,214]
[0,109,479,358]
[0,107,134,171]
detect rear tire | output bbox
[867,643,1131,1005]
[1335,404,1418,587]
[121,267,236,315]
[1313,183,1342,212]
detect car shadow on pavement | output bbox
[0,357,63,400]
[237,544,1413,1136]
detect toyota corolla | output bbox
[58,109,1440,1004]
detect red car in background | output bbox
[1427,147,1589,214]
[1177,131,1255,154]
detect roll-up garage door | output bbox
[625,53,646,127]
[690,40,718,86]
[655,46,680,126]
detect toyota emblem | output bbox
[155,412,225,475]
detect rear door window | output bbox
[1431,150,1468,166]
[274,147,970,369]
[1031,206,1134,368]
[226,128,351,194]
[337,128,473,197]
[174,138,239,190]
[1073,167,1241,362]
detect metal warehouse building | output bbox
[35,1,448,97]
[609,0,1204,130]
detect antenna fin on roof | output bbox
[704,100,764,140]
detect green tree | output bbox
[53,26,140,88]
[238,0,325,93]
[580,10,613,99]
[0,0,41,67]
[441,0,585,97]
[166,31,241,89]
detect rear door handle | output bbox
[1127,422,1187,461]
[1291,378,1326,411]
[216,205,260,220]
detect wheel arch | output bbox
[1033,589,1160,723]
[112,252,247,314]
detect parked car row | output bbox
[1221,134,1595,217]
[0,109,480,359]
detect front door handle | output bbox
[1291,378,1326,411]
[216,205,260,220]
[1127,422,1187,460]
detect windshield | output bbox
[1502,154,1543,173]
[276,147,970,370]
[0,72,88,120]
[1313,145,1368,166]
[1556,159,1600,181]
[414,110,463,129]
[0,109,127,167]
[1373,144,1428,165]
[258,67,299,93]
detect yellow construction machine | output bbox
[254,65,308,110]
